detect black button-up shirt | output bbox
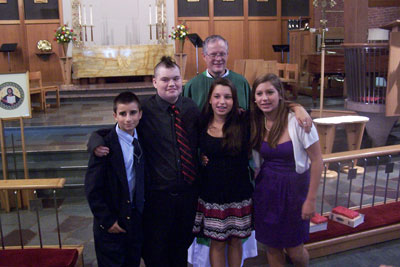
[139,94,200,191]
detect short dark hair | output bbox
[154,56,180,78]
[113,91,141,113]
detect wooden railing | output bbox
[323,144,400,163]
[319,144,400,214]
[306,145,400,258]
[0,178,84,266]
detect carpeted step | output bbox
[308,201,400,243]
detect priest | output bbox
[183,35,251,110]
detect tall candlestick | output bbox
[78,5,82,25]
[161,4,164,23]
[150,25,152,40]
[90,25,94,42]
[149,4,152,24]
[89,5,93,26]
[83,5,86,25]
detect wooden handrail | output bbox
[323,144,400,163]
[342,43,389,48]
[0,178,65,190]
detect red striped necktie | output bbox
[171,104,196,184]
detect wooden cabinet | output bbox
[0,0,64,83]
[289,30,317,86]
[176,0,314,80]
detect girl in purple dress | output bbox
[250,74,323,267]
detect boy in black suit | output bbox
[85,92,145,267]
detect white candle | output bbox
[90,5,93,26]
[155,5,158,23]
[149,4,152,24]
[78,5,82,25]
[83,5,86,25]
[161,4,164,23]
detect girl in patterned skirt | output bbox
[192,78,253,267]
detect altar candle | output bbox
[83,5,86,25]
[161,4,164,23]
[149,4,152,24]
[155,5,158,23]
[78,5,82,25]
[90,5,93,26]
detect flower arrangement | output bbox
[54,25,77,44]
[170,24,189,53]
[169,24,189,40]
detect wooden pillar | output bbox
[344,0,369,43]
[385,27,400,116]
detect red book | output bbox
[311,213,328,224]
[332,206,359,219]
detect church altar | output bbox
[72,44,174,78]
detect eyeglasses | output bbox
[205,52,227,59]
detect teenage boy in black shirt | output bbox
[88,56,200,267]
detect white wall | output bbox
[62,0,175,46]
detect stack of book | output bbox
[329,206,365,228]
[310,213,328,233]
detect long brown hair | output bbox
[250,73,289,150]
[201,78,244,155]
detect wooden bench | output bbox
[234,59,299,98]
[277,63,299,99]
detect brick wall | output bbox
[368,7,400,28]
[313,1,399,29]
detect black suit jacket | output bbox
[85,126,145,232]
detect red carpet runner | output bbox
[308,201,400,243]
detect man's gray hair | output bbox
[203,35,229,54]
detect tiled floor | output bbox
[1,94,400,266]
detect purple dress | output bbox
[253,140,310,248]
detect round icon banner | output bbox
[0,82,25,110]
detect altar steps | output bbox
[57,82,156,101]
[0,125,102,197]
[0,150,88,182]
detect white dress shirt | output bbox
[115,124,139,202]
